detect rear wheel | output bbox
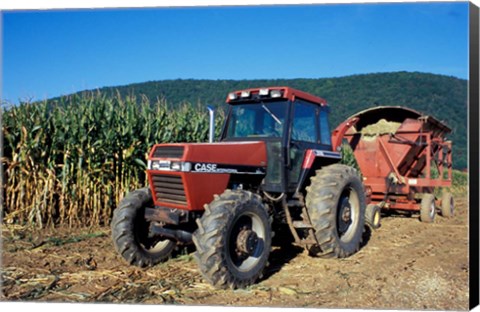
[306,164,366,258]
[111,188,175,267]
[441,192,454,218]
[192,190,272,289]
[365,204,381,229]
[420,193,436,223]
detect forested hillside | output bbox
[56,72,467,169]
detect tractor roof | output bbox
[226,86,328,106]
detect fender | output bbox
[296,149,342,194]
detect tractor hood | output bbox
[146,141,267,210]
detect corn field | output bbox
[1,92,224,228]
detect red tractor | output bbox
[111,87,366,289]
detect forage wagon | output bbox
[333,106,454,226]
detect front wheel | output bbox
[111,188,175,267]
[306,164,366,258]
[192,190,272,289]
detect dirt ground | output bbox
[1,195,469,310]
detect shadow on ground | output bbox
[261,244,304,281]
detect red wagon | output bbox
[332,106,454,226]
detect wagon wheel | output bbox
[441,192,454,218]
[420,193,436,223]
[365,204,381,229]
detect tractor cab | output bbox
[221,87,336,193]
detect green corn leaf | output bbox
[134,158,147,169]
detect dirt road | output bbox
[1,196,469,310]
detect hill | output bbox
[60,71,468,169]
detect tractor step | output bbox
[282,198,319,248]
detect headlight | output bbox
[270,90,282,98]
[149,160,171,170]
[148,160,191,172]
[228,92,238,100]
[259,88,269,96]
[170,162,192,172]
[241,90,251,98]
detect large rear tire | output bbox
[192,190,272,289]
[111,188,175,267]
[306,164,366,258]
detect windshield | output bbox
[225,101,288,139]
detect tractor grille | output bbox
[152,146,184,158]
[152,174,187,206]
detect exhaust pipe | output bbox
[207,106,215,143]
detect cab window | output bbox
[292,101,318,143]
[225,101,288,139]
[319,108,332,146]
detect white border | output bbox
[0,1,477,312]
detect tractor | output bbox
[111,87,366,289]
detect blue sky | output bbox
[1,2,470,103]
